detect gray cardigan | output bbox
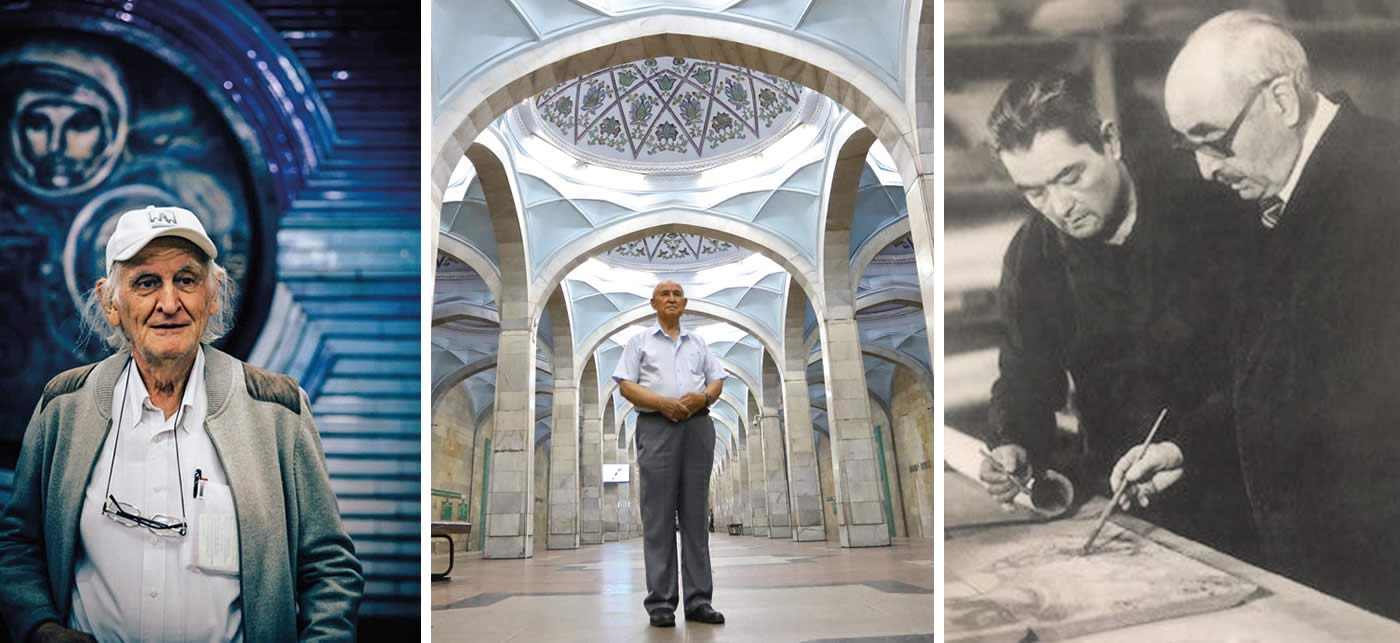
[0,348,363,642]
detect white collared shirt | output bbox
[1105,178,1139,247]
[612,322,727,411]
[69,347,243,642]
[1276,94,1340,210]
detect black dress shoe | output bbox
[649,608,675,627]
[685,604,725,624]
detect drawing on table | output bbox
[946,520,1257,642]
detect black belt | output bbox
[638,408,709,418]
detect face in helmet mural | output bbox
[4,41,129,197]
[0,34,262,446]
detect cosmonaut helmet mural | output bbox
[0,39,130,198]
[0,33,260,445]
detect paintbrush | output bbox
[1080,407,1168,555]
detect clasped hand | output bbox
[660,392,708,423]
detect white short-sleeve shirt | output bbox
[612,323,727,410]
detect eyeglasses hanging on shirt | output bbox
[99,357,189,537]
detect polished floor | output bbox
[431,533,935,642]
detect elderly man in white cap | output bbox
[0,206,363,642]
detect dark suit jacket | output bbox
[988,164,1256,555]
[1230,97,1400,618]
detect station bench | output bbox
[431,521,472,581]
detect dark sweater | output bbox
[1227,99,1400,618]
[987,165,1256,556]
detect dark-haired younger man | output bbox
[976,70,1255,558]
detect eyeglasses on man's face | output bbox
[1171,77,1279,159]
[103,495,187,537]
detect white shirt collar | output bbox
[1277,94,1339,206]
[1104,178,1139,246]
[120,346,206,435]
[651,322,689,340]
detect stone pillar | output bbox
[776,371,826,542]
[817,431,841,543]
[483,329,538,558]
[468,415,495,552]
[602,404,619,542]
[711,468,722,525]
[730,448,744,532]
[632,439,641,535]
[738,430,752,535]
[615,431,633,540]
[533,440,550,552]
[546,385,580,549]
[546,289,580,550]
[579,363,604,545]
[623,440,637,538]
[719,463,733,526]
[758,411,791,538]
[747,399,769,536]
[907,173,938,365]
[819,318,891,547]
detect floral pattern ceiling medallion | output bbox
[600,232,750,270]
[532,57,808,168]
[871,233,917,264]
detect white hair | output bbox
[1188,10,1313,96]
[78,251,238,352]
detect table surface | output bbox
[431,521,472,535]
[946,469,1400,642]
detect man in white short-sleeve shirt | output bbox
[613,280,726,628]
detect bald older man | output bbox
[612,280,726,628]
[1117,10,1400,617]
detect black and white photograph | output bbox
[945,1,1400,640]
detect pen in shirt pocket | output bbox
[192,468,208,499]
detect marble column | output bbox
[533,441,550,552]
[759,411,791,539]
[730,449,744,532]
[819,318,891,548]
[546,385,580,549]
[546,291,580,550]
[777,375,826,542]
[629,439,641,539]
[483,329,538,559]
[468,415,495,552]
[747,399,769,536]
[720,463,735,526]
[615,431,633,540]
[738,430,753,535]
[602,405,619,542]
[906,173,938,365]
[578,364,604,545]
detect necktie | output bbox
[1259,195,1284,229]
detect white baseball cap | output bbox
[104,205,218,275]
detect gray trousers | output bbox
[636,411,715,613]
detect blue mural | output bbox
[0,33,263,446]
